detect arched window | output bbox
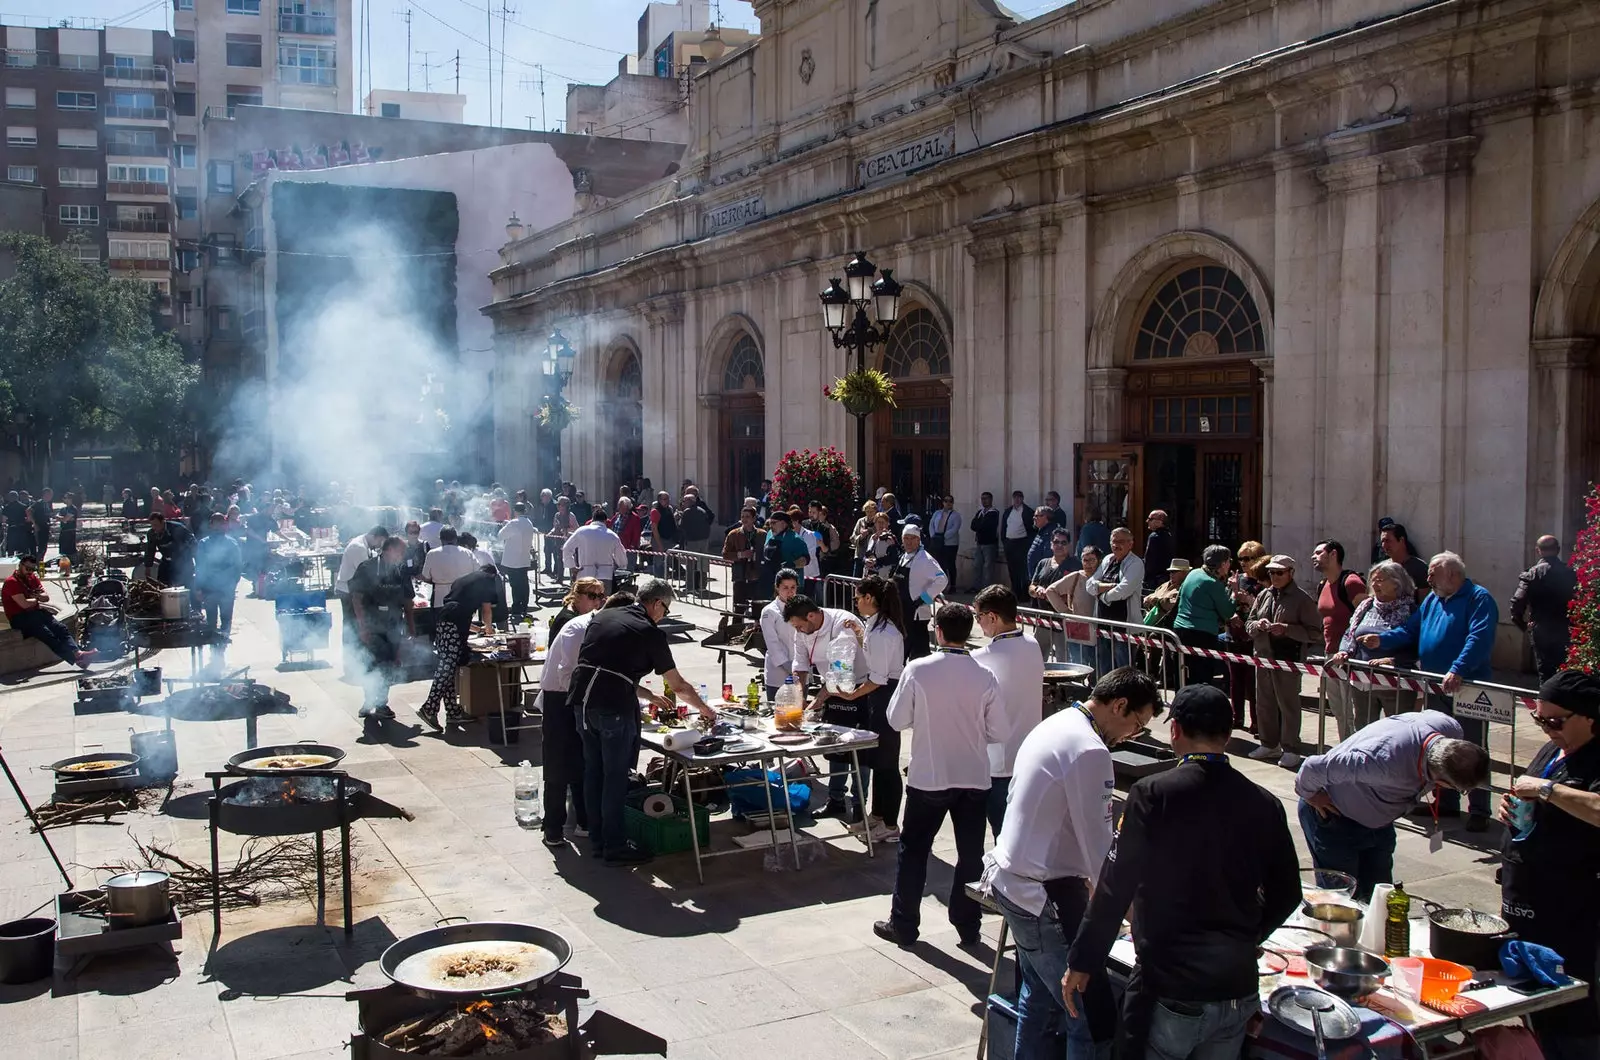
[614,351,642,399]
[882,307,951,378]
[1133,265,1265,361]
[721,334,764,392]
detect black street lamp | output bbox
[540,327,576,486]
[819,251,902,500]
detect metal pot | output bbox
[1425,905,1515,970]
[103,869,171,928]
[1300,900,1364,948]
[1303,945,1390,999]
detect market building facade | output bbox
[486,0,1600,663]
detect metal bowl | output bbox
[1303,945,1390,998]
[1301,900,1364,947]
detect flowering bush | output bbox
[771,446,859,523]
[1568,486,1600,672]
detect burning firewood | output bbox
[379,999,567,1055]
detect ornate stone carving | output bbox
[798,48,815,85]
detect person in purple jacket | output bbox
[1361,550,1499,828]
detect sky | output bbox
[1,0,1077,131]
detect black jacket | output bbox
[1510,555,1577,633]
[971,507,1000,546]
[1142,528,1174,591]
[1068,758,1301,1001]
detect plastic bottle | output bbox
[775,675,802,730]
[514,761,542,829]
[827,631,858,694]
[746,676,762,710]
[532,617,548,653]
[1384,881,1411,958]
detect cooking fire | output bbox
[378,997,567,1055]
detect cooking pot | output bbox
[103,869,171,928]
[1425,905,1515,969]
[1300,900,1364,948]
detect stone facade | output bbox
[486,0,1600,666]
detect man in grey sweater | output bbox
[1294,710,1488,900]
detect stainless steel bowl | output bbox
[1303,944,1390,998]
[1301,900,1364,948]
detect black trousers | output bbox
[1177,626,1221,687]
[1004,538,1031,599]
[731,578,762,619]
[1532,627,1569,684]
[890,785,988,940]
[504,566,530,616]
[865,683,903,824]
[540,690,588,838]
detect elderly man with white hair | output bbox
[895,522,949,661]
[1360,550,1499,830]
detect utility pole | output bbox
[498,1,516,129]
[454,49,460,95]
[519,69,546,130]
[418,49,434,91]
[486,2,493,124]
[396,6,412,91]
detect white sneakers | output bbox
[864,815,899,843]
[1248,745,1283,760]
[1279,752,1304,769]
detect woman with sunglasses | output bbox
[551,576,607,639]
[1498,669,1600,1060]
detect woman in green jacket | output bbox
[1174,543,1235,687]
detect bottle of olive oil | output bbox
[1384,881,1411,958]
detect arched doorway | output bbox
[604,349,643,499]
[873,306,952,521]
[716,333,765,517]
[1082,262,1266,556]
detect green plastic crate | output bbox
[623,794,711,855]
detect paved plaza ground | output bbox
[0,579,1538,1060]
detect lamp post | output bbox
[819,251,902,501]
[540,327,575,486]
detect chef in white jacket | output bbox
[758,568,802,699]
[561,507,628,587]
[895,523,949,660]
[972,584,1046,838]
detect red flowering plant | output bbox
[771,446,860,525]
[1567,486,1600,672]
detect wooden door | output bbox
[1074,444,1143,534]
[721,405,765,518]
[874,398,949,521]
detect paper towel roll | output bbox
[662,729,699,753]
[1359,885,1393,953]
[641,793,675,818]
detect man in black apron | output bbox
[1499,669,1600,1060]
[349,535,415,722]
[569,577,714,866]
[1065,684,1301,1059]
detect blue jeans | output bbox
[1145,995,1256,1060]
[987,775,1010,839]
[1095,635,1130,674]
[582,709,638,857]
[1297,799,1396,903]
[973,542,998,592]
[10,608,82,665]
[995,891,1107,1060]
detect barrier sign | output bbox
[1454,685,1517,725]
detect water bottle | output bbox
[514,761,542,829]
[1509,795,1537,840]
[775,674,803,730]
[827,632,857,694]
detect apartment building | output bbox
[363,90,466,124]
[170,0,354,346]
[1,25,176,304]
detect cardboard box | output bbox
[456,664,506,718]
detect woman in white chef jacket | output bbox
[894,523,948,661]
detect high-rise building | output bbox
[1,25,176,308]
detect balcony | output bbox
[107,181,171,197]
[242,307,265,340]
[108,257,172,272]
[108,218,170,233]
[104,65,172,84]
[104,105,169,121]
[107,142,170,157]
[277,66,335,87]
[278,13,336,34]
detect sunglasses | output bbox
[1531,712,1574,731]
[581,590,606,600]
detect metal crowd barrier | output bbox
[1014,605,1190,702]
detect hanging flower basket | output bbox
[538,397,578,432]
[824,368,897,417]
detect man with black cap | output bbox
[1498,669,1600,1060]
[1065,683,1301,1060]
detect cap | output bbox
[1377,516,1396,529]
[1265,554,1295,571]
[901,524,922,538]
[1167,558,1192,573]
[1539,670,1600,719]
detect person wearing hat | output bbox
[1246,554,1321,767]
[894,522,949,661]
[1295,709,1488,901]
[1065,684,1301,1060]
[1497,669,1600,1060]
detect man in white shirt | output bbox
[335,525,387,653]
[758,569,802,699]
[783,594,864,681]
[980,668,1162,1060]
[875,604,1004,949]
[419,526,478,607]
[928,494,963,582]
[561,507,628,587]
[1003,490,1036,600]
[498,501,536,618]
[534,586,609,847]
[1085,527,1145,672]
[418,508,445,549]
[972,584,1047,838]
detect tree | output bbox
[0,232,198,481]
[771,446,859,529]
[1567,486,1600,673]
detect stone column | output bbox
[1531,337,1597,543]
[964,230,1013,485]
[1252,356,1275,537]
[1085,369,1127,444]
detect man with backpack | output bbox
[1314,539,1369,741]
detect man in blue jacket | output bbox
[1360,551,1498,829]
